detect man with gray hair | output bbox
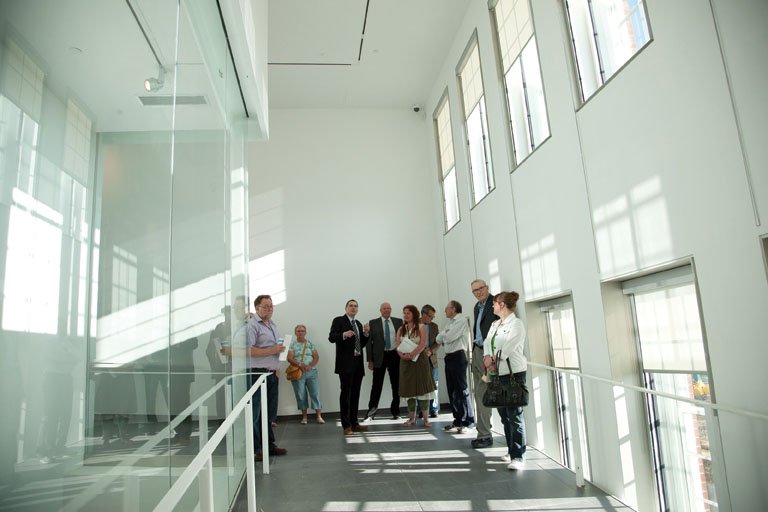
[363,302,403,421]
[437,300,475,432]
[470,279,498,448]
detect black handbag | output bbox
[482,354,529,408]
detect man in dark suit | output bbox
[329,299,370,435]
[363,302,403,421]
[470,279,498,448]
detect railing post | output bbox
[244,398,257,512]
[225,381,234,476]
[567,374,585,488]
[261,378,269,474]
[199,456,214,512]
[706,408,732,512]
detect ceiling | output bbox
[267,0,471,109]
[0,0,471,133]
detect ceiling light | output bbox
[144,65,165,92]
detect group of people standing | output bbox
[235,278,528,471]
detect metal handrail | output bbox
[153,373,269,512]
[64,372,248,512]
[527,361,768,422]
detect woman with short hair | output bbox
[287,325,324,424]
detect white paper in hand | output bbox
[278,334,293,361]
[396,337,420,362]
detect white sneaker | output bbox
[507,458,525,470]
[501,454,511,463]
[361,416,374,423]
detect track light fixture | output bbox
[144,65,165,92]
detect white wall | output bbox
[423,0,768,510]
[247,108,444,416]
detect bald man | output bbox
[363,302,404,421]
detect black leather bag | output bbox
[482,354,529,408]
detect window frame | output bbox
[489,0,552,169]
[625,265,719,511]
[541,296,591,480]
[456,34,496,208]
[432,91,461,233]
[563,0,654,105]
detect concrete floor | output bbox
[232,412,633,512]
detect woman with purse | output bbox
[483,291,528,470]
[287,325,324,424]
[396,305,436,427]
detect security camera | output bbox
[411,104,421,113]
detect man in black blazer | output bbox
[363,302,403,421]
[470,279,498,448]
[329,299,370,435]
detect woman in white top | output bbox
[482,291,527,470]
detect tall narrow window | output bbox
[492,0,550,164]
[434,95,460,231]
[457,40,494,205]
[564,0,651,101]
[624,266,718,511]
[541,296,591,480]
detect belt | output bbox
[252,367,275,373]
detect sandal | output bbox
[423,421,432,428]
[402,418,415,427]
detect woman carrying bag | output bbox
[482,291,528,470]
[286,325,324,424]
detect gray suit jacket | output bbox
[365,316,403,368]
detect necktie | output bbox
[352,319,361,354]
[384,319,391,350]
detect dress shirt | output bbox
[246,316,281,370]
[382,317,396,351]
[474,301,486,344]
[482,313,527,375]
[436,314,470,354]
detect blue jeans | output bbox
[249,369,279,449]
[497,371,526,459]
[290,368,322,410]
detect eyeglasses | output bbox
[258,305,274,310]
[471,286,487,293]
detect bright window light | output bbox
[492,0,550,164]
[434,97,460,231]
[458,41,494,205]
[564,0,651,101]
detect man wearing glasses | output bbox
[470,279,498,448]
[247,294,287,460]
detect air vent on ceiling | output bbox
[138,95,207,106]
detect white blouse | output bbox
[482,313,527,375]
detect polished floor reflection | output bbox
[235,414,632,512]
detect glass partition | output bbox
[0,1,250,510]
